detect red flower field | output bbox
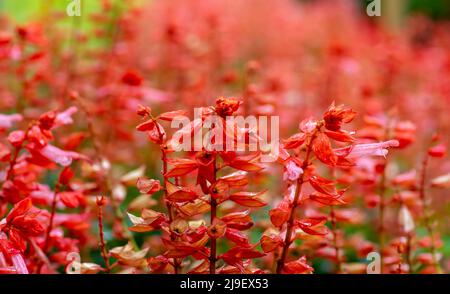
[0,0,449,274]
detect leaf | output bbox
[0,142,11,161]
[282,256,313,274]
[220,246,265,265]
[7,198,32,223]
[121,166,146,185]
[79,263,104,274]
[59,191,81,208]
[59,167,74,185]
[282,132,306,149]
[312,132,337,166]
[225,228,250,247]
[296,218,329,236]
[164,158,198,177]
[221,210,253,230]
[127,213,151,233]
[127,209,166,232]
[148,255,169,273]
[308,192,346,206]
[110,243,149,267]
[260,234,283,253]
[324,129,355,143]
[229,191,267,207]
[178,200,210,217]
[128,194,157,211]
[165,181,199,203]
[136,177,161,195]
[269,201,290,227]
[398,205,415,233]
[224,153,264,172]
[164,234,209,258]
[229,160,264,172]
[158,110,187,121]
[136,119,155,132]
[309,175,337,196]
[431,173,450,188]
[219,171,249,188]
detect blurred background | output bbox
[2,0,450,23]
[0,0,449,273]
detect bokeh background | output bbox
[0,0,449,273]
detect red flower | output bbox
[0,114,22,130]
[323,104,356,131]
[312,132,337,166]
[428,143,446,158]
[1,198,45,252]
[214,97,242,117]
[121,70,143,86]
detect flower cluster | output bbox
[0,0,449,274]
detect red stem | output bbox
[209,155,218,274]
[419,155,442,274]
[378,162,387,272]
[97,197,111,273]
[276,128,319,274]
[43,182,61,252]
[154,117,180,274]
[330,206,342,273]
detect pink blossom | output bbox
[283,160,304,181]
[55,106,78,127]
[11,254,28,274]
[299,117,317,134]
[0,234,28,274]
[38,144,86,166]
[335,140,399,159]
[0,114,22,129]
[142,87,173,103]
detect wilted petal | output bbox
[431,173,450,188]
[399,205,415,233]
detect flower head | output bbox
[215,97,241,117]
